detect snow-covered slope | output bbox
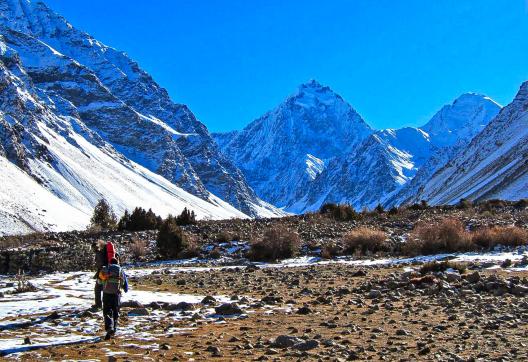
[0,33,246,235]
[386,93,501,207]
[299,93,500,211]
[406,82,528,205]
[290,127,433,212]
[0,0,279,218]
[213,80,373,207]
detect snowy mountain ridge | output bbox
[403,81,528,205]
[0,0,284,235]
[216,82,502,212]
[213,80,373,208]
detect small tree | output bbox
[90,199,117,230]
[176,207,197,226]
[157,215,188,258]
[374,203,385,214]
[117,210,131,231]
[120,207,162,231]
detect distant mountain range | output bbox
[215,81,510,212]
[1,0,526,235]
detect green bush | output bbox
[457,198,473,210]
[157,216,189,259]
[176,207,197,226]
[119,207,162,231]
[319,203,359,221]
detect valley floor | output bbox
[1,250,528,361]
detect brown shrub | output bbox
[215,231,231,243]
[343,227,387,255]
[472,226,528,249]
[321,244,341,259]
[419,260,467,274]
[0,232,45,250]
[403,219,473,256]
[130,238,148,260]
[248,226,300,262]
[177,240,201,259]
[319,203,359,221]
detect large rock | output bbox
[215,303,243,315]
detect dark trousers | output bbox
[102,293,120,332]
[94,282,103,308]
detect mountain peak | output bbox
[421,92,501,148]
[299,79,324,90]
[297,79,338,94]
[452,92,501,108]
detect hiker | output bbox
[99,257,128,340]
[92,239,107,309]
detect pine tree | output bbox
[176,207,197,226]
[117,209,131,230]
[89,199,117,230]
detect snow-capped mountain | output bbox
[216,81,501,212]
[213,80,373,207]
[0,0,281,232]
[0,32,249,235]
[295,93,500,211]
[386,93,501,207]
[404,82,528,205]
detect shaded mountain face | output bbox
[0,0,279,218]
[213,80,373,207]
[405,82,528,205]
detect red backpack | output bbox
[106,241,116,264]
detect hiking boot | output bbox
[104,330,115,340]
[90,304,102,311]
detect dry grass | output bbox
[419,260,467,274]
[321,244,342,259]
[247,226,300,262]
[403,219,473,256]
[472,226,528,249]
[343,227,388,255]
[130,238,148,260]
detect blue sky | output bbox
[46,0,528,132]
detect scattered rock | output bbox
[215,303,243,315]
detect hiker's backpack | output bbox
[106,241,116,264]
[102,264,122,294]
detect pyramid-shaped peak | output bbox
[452,92,500,108]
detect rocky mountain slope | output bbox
[405,81,528,205]
[0,0,279,220]
[214,80,373,207]
[0,33,248,235]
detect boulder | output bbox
[128,308,150,316]
[215,303,243,315]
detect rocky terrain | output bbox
[0,203,527,360]
[2,201,527,275]
[1,255,528,360]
